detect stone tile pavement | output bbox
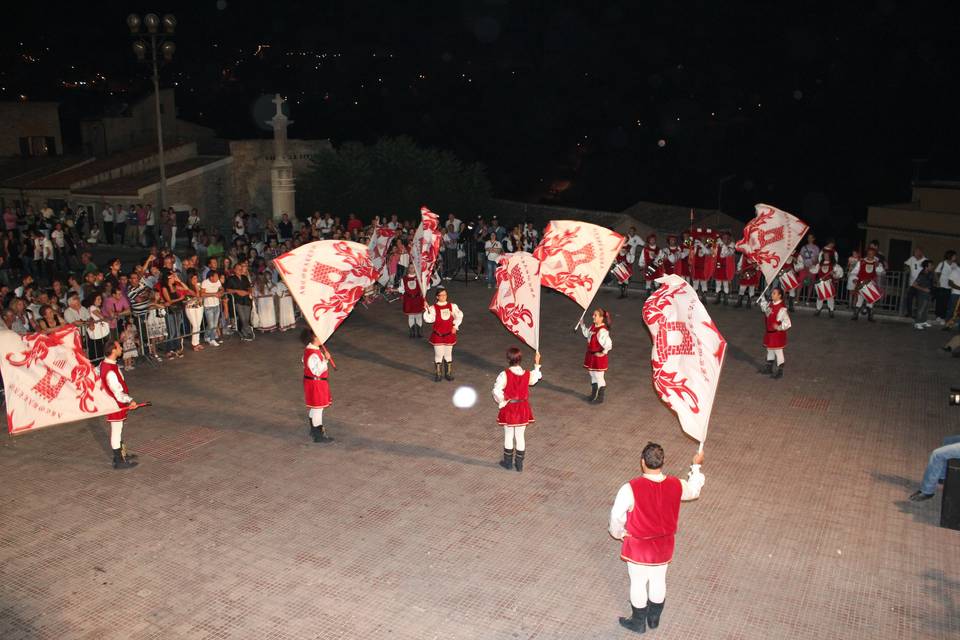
[1,280,958,639]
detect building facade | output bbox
[865,182,960,267]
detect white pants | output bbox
[109,421,124,449]
[185,305,204,346]
[738,285,756,297]
[816,297,835,311]
[788,289,797,299]
[856,297,874,309]
[407,314,423,327]
[589,370,606,387]
[694,280,708,292]
[309,408,324,427]
[765,348,785,365]
[433,344,453,363]
[503,426,526,451]
[715,280,730,293]
[627,562,668,608]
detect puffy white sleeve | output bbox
[597,327,612,354]
[492,371,508,408]
[452,304,463,330]
[528,364,542,386]
[422,304,436,323]
[832,264,844,280]
[307,352,328,377]
[637,249,647,267]
[106,371,132,404]
[397,279,406,294]
[580,322,592,339]
[721,243,734,258]
[680,465,705,500]
[776,307,792,331]
[876,263,885,276]
[609,483,633,539]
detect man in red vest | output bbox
[609,443,705,633]
[99,340,142,469]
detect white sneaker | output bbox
[209,340,220,347]
[932,317,945,325]
[922,322,932,328]
[913,323,924,330]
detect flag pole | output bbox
[698,441,704,454]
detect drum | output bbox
[860,280,884,304]
[612,262,633,284]
[814,279,835,301]
[779,270,801,291]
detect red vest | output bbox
[401,273,425,314]
[642,246,663,280]
[429,303,457,345]
[583,325,609,371]
[763,302,788,349]
[857,258,880,283]
[813,261,835,281]
[664,246,682,275]
[713,245,736,281]
[496,370,535,427]
[620,475,683,565]
[303,346,331,408]
[99,360,129,421]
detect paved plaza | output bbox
[1,280,958,639]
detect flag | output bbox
[532,220,625,309]
[274,240,380,343]
[489,252,541,350]
[735,204,809,287]
[367,225,397,286]
[0,326,120,435]
[641,274,727,444]
[411,206,442,294]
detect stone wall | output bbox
[0,102,62,157]
[228,139,332,218]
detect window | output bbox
[17,136,56,157]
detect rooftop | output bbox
[73,156,229,197]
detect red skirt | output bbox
[107,407,128,422]
[763,330,787,349]
[402,296,425,315]
[497,400,535,427]
[621,534,675,565]
[304,377,331,408]
[584,351,608,371]
[430,332,457,346]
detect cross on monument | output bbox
[272,93,286,119]
[268,94,295,221]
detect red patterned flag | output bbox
[0,326,120,435]
[735,204,809,287]
[411,206,443,294]
[367,225,397,286]
[532,220,625,310]
[274,240,380,343]
[641,274,727,445]
[488,252,541,350]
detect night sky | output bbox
[4,1,959,246]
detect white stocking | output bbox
[309,408,323,427]
[109,421,123,450]
[627,562,669,608]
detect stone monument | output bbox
[268,94,296,221]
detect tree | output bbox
[297,136,492,221]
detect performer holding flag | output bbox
[302,329,334,443]
[399,269,425,338]
[759,287,792,378]
[493,348,542,472]
[580,308,612,403]
[423,287,463,382]
[735,203,810,307]
[100,339,143,469]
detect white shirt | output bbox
[905,255,927,285]
[484,240,503,262]
[760,300,792,331]
[200,279,223,308]
[305,345,328,377]
[608,466,705,540]
[935,261,954,289]
[492,364,543,408]
[320,218,334,233]
[101,206,114,222]
[947,263,960,295]
[581,323,612,353]
[423,302,463,329]
[51,229,65,248]
[102,359,132,404]
[64,305,91,326]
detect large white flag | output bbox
[488,252,541,350]
[735,203,809,287]
[532,220,624,309]
[411,206,442,294]
[641,274,727,445]
[1,326,120,435]
[274,240,379,343]
[368,225,397,286]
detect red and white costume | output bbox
[399,271,425,328]
[713,235,736,295]
[782,253,805,302]
[100,358,133,450]
[303,344,331,409]
[851,255,885,310]
[609,464,704,609]
[691,233,715,294]
[493,364,543,453]
[812,254,843,312]
[737,255,761,298]
[581,321,612,393]
[639,235,663,289]
[612,246,634,285]
[761,299,791,365]
[423,300,463,363]
[663,236,686,278]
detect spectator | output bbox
[183,270,206,351]
[208,235,225,260]
[127,272,153,318]
[84,292,112,360]
[201,270,223,346]
[121,320,140,370]
[484,231,503,288]
[63,292,92,339]
[125,204,140,246]
[346,213,363,236]
[442,224,459,280]
[2,308,15,332]
[168,208,179,250]
[278,213,293,242]
[903,247,928,317]
[909,435,960,501]
[159,271,187,359]
[137,204,148,247]
[911,261,934,330]
[35,304,65,334]
[186,208,200,247]
[114,204,127,248]
[101,204,115,244]
[933,251,957,325]
[224,260,254,341]
[102,286,131,333]
[9,298,35,334]
[947,258,960,328]
[145,204,157,247]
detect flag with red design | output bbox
[367,225,397,286]
[488,252,541,350]
[1,326,120,435]
[411,206,443,294]
[735,204,809,286]
[641,274,727,444]
[274,240,380,343]
[532,220,625,309]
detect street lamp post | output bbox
[127,13,176,211]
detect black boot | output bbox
[619,285,626,299]
[415,324,422,337]
[814,307,822,316]
[746,295,753,309]
[788,297,795,312]
[618,605,647,633]
[646,600,664,629]
[722,292,728,305]
[772,363,783,379]
[734,295,743,308]
[758,360,773,375]
[499,448,514,470]
[588,382,598,402]
[444,360,455,381]
[312,425,334,443]
[112,448,138,470]
[851,306,861,321]
[434,362,442,382]
[409,325,415,338]
[714,292,722,305]
[120,441,137,460]
[514,450,525,472]
[594,386,606,403]
[867,308,875,322]
[828,309,834,318]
